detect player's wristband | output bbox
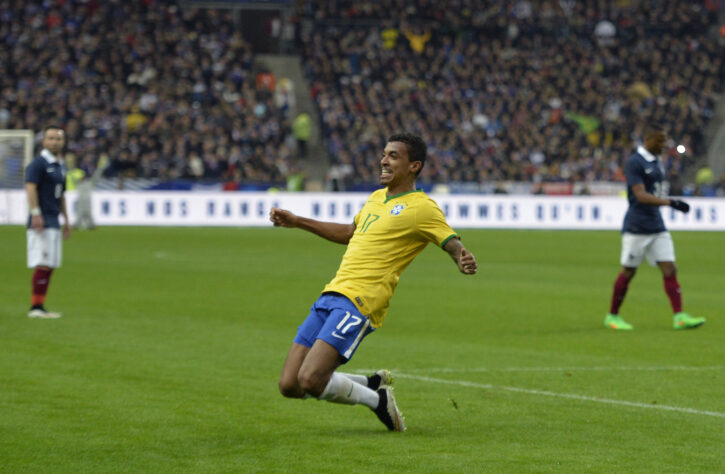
[30,207,41,216]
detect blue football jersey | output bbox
[622,148,666,234]
[25,151,66,229]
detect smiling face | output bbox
[380,141,421,193]
[42,128,66,155]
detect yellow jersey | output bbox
[323,188,458,328]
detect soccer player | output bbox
[271,133,477,431]
[25,126,71,319]
[604,125,705,330]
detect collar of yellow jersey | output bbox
[384,189,423,203]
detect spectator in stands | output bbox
[286,165,305,191]
[275,78,296,114]
[298,0,722,191]
[381,22,399,50]
[293,112,312,158]
[2,1,722,192]
[402,25,431,54]
[2,2,292,187]
[256,68,277,100]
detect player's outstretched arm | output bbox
[443,237,477,275]
[269,208,355,244]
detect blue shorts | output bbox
[293,293,375,362]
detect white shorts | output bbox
[27,228,63,269]
[620,231,675,268]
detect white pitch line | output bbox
[409,365,725,373]
[394,373,725,419]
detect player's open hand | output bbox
[269,208,298,228]
[459,248,477,275]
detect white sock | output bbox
[318,373,379,408]
[336,372,368,387]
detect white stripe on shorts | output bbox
[344,318,371,359]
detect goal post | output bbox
[0,129,35,189]
[0,130,34,224]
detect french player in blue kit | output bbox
[25,126,71,319]
[605,125,705,330]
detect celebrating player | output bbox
[604,124,705,330]
[25,126,71,319]
[271,133,477,431]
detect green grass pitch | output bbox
[1,225,723,472]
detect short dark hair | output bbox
[387,132,426,175]
[643,123,666,139]
[43,125,63,135]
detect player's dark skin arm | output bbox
[630,183,674,206]
[443,237,477,275]
[270,208,355,244]
[627,183,681,277]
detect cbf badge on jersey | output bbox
[390,204,405,216]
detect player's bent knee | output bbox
[297,371,326,398]
[278,377,304,398]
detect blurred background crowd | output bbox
[1,0,724,194]
[299,0,724,193]
[1,1,295,188]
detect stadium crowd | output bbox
[1,1,723,192]
[298,0,724,189]
[1,1,295,186]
